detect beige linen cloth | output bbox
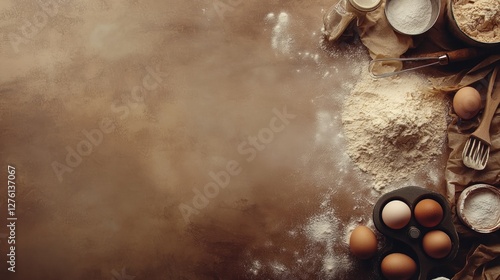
[324,1,500,279]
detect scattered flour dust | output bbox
[341,74,448,191]
[248,260,262,276]
[304,210,352,275]
[268,12,294,54]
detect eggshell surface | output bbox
[414,199,443,228]
[422,230,452,259]
[380,253,417,280]
[453,86,481,120]
[381,200,411,229]
[349,226,378,259]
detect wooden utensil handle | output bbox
[446,48,485,63]
[473,65,500,143]
[415,48,496,64]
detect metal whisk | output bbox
[369,48,498,79]
[462,65,500,170]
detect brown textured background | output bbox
[0,0,450,279]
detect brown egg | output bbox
[453,86,482,120]
[414,199,443,228]
[422,230,452,259]
[349,226,378,259]
[380,253,417,280]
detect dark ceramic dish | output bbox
[373,186,459,280]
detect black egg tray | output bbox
[372,186,459,280]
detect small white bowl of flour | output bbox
[457,184,500,234]
[385,0,441,35]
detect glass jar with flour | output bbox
[323,0,382,41]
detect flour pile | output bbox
[386,0,432,34]
[341,74,448,190]
[453,0,500,43]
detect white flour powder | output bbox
[304,210,352,276]
[341,74,448,190]
[386,0,433,34]
[463,191,500,229]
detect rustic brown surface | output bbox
[0,1,451,279]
